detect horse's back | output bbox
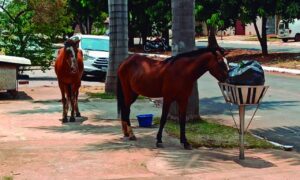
[118,54,167,97]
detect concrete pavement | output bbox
[1,85,300,179]
[198,72,300,152]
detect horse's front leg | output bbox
[178,100,192,150]
[62,97,68,123]
[156,100,171,148]
[59,82,68,123]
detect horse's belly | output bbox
[132,82,162,98]
[57,73,82,84]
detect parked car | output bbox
[277,19,300,42]
[70,34,109,79]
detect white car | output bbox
[277,19,300,42]
[70,34,109,79]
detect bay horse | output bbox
[117,48,229,149]
[55,39,84,123]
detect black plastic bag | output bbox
[227,60,265,85]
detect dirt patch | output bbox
[226,49,300,69]
[79,85,105,94]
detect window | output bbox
[278,23,284,29]
[81,38,109,52]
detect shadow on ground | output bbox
[82,75,105,82]
[32,120,120,136]
[0,91,33,101]
[251,126,300,153]
[28,116,300,173]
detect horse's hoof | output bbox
[76,112,81,117]
[69,117,76,122]
[156,142,164,148]
[62,118,68,123]
[129,135,137,141]
[182,143,192,150]
[121,136,130,141]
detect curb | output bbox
[251,133,294,151]
[262,66,300,75]
[196,39,300,47]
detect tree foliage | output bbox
[0,0,71,70]
[195,0,240,48]
[68,0,108,35]
[240,0,300,55]
[128,0,171,46]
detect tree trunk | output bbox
[253,16,268,56]
[105,0,128,94]
[128,23,134,47]
[162,27,170,48]
[207,26,220,48]
[77,19,86,34]
[141,29,148,45]
[169,0,200,121]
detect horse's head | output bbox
[64,39,80,73]
[207,48,229,82]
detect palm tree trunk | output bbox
[169,0,200,121]
[105,0,128,94]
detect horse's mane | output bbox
[164,48,223,63]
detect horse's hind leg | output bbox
[122,93,138,140]
[75,90,81,117]
[74,84,81,117]
[156,99,171,148]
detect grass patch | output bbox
[1,177,13,180]
[154,117,275,149]
[243,36,280,42]
[86,92,116,99]
[86,92,146,99]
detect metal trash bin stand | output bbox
[218,82,269,159]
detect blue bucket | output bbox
[136,114,153,127]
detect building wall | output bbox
[245,17,262,36]
[199,16,277,36]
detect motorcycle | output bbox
[143,37,170,52]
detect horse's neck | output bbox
[188,54,211,80]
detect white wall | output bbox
[245,17,262,36]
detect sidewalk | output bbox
[0,86,300,179]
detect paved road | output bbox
[196,40,300,53]
[198,73,300,152]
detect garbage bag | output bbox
[227,60,265,85]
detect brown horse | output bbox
[117,48,228,149]
[55,39,84,123]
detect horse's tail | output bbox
[117,75,124,119]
